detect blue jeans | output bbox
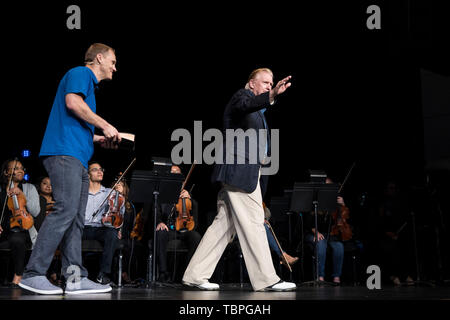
[23,156,89,279]
[305,233,344,278]
[265,223,282,257]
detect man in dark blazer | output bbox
[182,68,296,291]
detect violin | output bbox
[91,158,136,227]
[171,161,196,232]
[6,161,34,231]
[330,204,352,241]
[329,162,355,241]
[174,194,194,232]
[101,189,125,229]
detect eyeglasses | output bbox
[89,168,105,173]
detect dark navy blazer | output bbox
[211,88,272,195]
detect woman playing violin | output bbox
[304,177,351,285]
[113,178,137,284]
[0,158,41,287]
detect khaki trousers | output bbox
[182,173,280,291]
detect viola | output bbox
[330,204,352,241]
[329,162,355,241]
[102,190,125,229]
[174,196,194,232]
[8,181,34,231]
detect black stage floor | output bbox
[1,283,449,319]
[0,283,449,301]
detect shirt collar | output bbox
[89,185,107,195]
[85,66,99,85]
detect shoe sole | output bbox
[65,287,112,295]
[263,287,296,292]
[18,282,63,295]
[182,281,219,291]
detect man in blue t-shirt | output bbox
[20,43,121,295]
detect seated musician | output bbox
[0,158,41,287]
[263,204,299,269]
[374,179,415,286]
[35,176,60,285]
[304,177,350,285]
[114,178,137,284]
[82,161,125,285]
[153,165,201,282]
[35,176,54,230]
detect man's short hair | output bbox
[84,43,115,65]
[88,160,101,168]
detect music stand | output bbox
[290,179,339,287]
[128,160,183,288]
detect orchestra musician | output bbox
[36,176,60,286]
[374,179,415,286]
[114,178,136,284]
[36,176,54,228]
[19,43,120,295]
[304,177,350,285]
[154,165,201,282]
[263,204,299,269]
[182,68,296,291]
[82,161,125,285]
[0,159,41,287]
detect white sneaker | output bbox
[263,281,296,292]
[182,281,219,290]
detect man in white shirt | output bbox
[82,161,124,285]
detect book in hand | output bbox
[119,132,135,151]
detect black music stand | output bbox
[128,161,183,288]
[290,179,339,287]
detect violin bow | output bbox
[0,159,18,226]
[338,161,356,194]
[180,160,197,192]
[265,221,292,272]
[91,157,136,219]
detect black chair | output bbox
[342,239,361,286]
[166,237,188,282]
[81,239,125,286]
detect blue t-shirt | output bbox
[39,66,98,168]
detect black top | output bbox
[304,210,333,235]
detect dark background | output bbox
[3,1,450,280]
